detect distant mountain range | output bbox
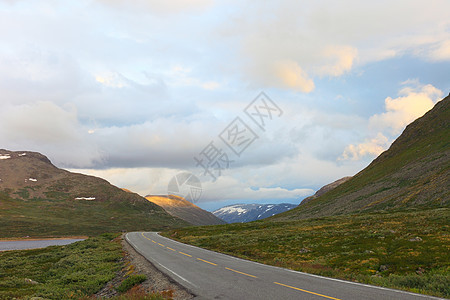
[213,203,297,223]
[0,150,188,238]
[145,195,226,226]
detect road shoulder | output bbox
[120,234,194,299]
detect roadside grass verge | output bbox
[108,288,170,300]
[0,233,122,299]
[116,274,147,293]
[108,287,171,300]
[162,208,450,298]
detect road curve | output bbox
[126,232,443,300]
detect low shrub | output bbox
[116,275,147,293]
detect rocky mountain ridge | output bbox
[213,203,296,223]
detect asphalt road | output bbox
[126,232,444,300]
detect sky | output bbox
[0,0,449,211]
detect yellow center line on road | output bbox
[273,282,341,300]
[141,233,157,244]
[225,267,258,278]
[179,251,192,257]
[140,232,337,299]
[141,232,151,240]
[196,258,217,266]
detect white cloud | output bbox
[340,82,443,161]
[274,60,315,92]
[0,0,449,207]
[0,49,92,106]
[0,101,103,167]
[340,133,389,161]
[167,66,221,90]
[369,83,443,135]
[317,45,358,77]
[428,40,450,61]
[70,167,179,196]
[215,0,450,91]
[95,0,212,15]
[0,101,78,143]
[201,175,313,202]
[95,73,129,88]
[71,167,314,203]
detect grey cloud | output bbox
[0,101,104,167]
[1,0,448,204]
[0,50,95,105]
[212,0,450,91]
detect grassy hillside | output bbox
[0,150,188,238]
[0,191,187,238]
[275,95,449,220]
[161,97,450,298]
[163,208,450,298]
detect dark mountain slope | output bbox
[300,176,352,205]
[0,150,188,237]
[273,95,449,221]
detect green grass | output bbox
[116,275,147,293]
[162,208,450,298]
[0,191,188,238]
[108,290,169,300]
[0,233,122,299]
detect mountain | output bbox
[272,95,450,221]
[300,176,352,205]
[213,203,297,223]
[145,195,226,226]
[0,150,188,238]
[162,96,450,298]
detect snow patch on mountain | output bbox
[213,203,297,223]
[75,197,96,201]
[214,205,248,215]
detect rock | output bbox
[379,265,388,271]
[364,250,374,254]
[299,248,310,253]
[409,236,423,242]
[24,278,39,285]
[416,267,425,275]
